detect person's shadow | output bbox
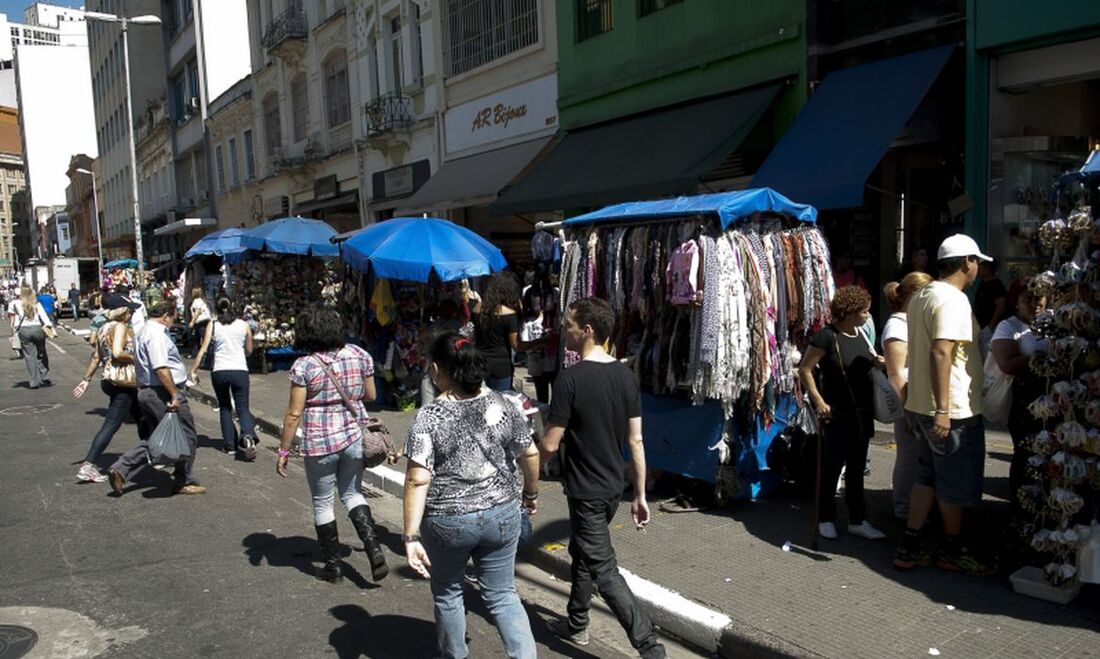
[329,604,436,659]
[242,532,375,589]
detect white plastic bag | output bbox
[1078,520,1100,584]
[982,352,1013,424]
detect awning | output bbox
[491,84,781,215]
[153,217,217,236]
[295,191,358,215]
[396,137,551,215]
[564,188,817,229]
[751,46,953,210]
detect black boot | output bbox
[348,505,389,581]
[314,521,342,583]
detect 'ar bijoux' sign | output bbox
[445,74,557,155]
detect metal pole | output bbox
[120,19,145,283]
[89,171,103,284]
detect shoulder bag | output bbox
[318,354,396,468]
[10,312,23,353]
[858,327,904,424]
[102,323,137,388]
[982,350,1012,424]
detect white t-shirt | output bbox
[211,319,250,372]
[7,299,51,328]
[881,312,909,382]
[191,298,211,324]
[992,316,1048,357]
[905,281,983,419]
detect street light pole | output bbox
[84,12,162,285]
[75,168,103,283]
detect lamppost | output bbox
[75,168,103,283]
[83,11,162,283]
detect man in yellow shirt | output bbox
[894,234,995,576]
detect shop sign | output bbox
[314,175,339,201]
[444,74,558,155]
[372,160,431,201]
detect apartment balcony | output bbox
[262,2,308,55]
[364,93,413,147]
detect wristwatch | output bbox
[402,533,421,543]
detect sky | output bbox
[0,2,85,23]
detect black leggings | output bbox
[817,410,872,525]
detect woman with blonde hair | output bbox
[6,284,54,388]
[72,300,149,483]
[881,271,934,520]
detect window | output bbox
[171,72,187,120]
[263,94,281,155]
[577,0,613,41]
[215,144,225,192]
[443,0,539,78]
[243,129,256,180]
[323,53,350,128]
[389,16,403,91]
[412,4,424,85]
[229,137,240,187]
[187,60,200,107]
[291,75,309,142]
[638,0,683,16]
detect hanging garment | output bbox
[532,231,556,262]
[666,239,701,306]
[370,278,396,327]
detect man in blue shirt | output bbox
[37,287,56,321]
[107,301,206,496]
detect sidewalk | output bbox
[59,319,1100,657]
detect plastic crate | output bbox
[1009,566,1082,605]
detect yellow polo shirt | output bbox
[904,281,983,419]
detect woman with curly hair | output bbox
[276,306,388,583]
[475,273,543,392]
[798,285,885,541]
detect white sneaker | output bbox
[848,521,886,540]
[818,522,838,539]
[76,462,106,483]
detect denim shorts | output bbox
[908,412,985,507]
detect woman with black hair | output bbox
[190,298,257,460]
[476,272,545,392]
[276,306,388,583]
[403,331,540,659]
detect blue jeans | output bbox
[422,501,535,659]
[486,376,514,392]
[210,370,255,451]
[84,380,150,464]
[303,441,367,526]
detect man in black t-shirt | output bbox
[540,297,666,658]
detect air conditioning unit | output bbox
[187,96,200,111]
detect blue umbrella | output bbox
[341,217,507,282]
[103,258,140,270]
[185,228,250,262]
[240,216,339,257]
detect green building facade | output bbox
[965,0,1100,273]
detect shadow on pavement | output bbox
[329,604,436,659]
[242,532,377,590]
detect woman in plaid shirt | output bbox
[276,306,388,583]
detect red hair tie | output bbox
[454,337,470,349]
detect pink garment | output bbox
[666,240,701,305]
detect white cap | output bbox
[937,234,992,262]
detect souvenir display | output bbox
[229,255,337,347]
[1019,206,1100,589]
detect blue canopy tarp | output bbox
[340,217,507,283]
[240,217,339,257]
[185,228,250,262]
[102,258,139,270]
[563,188,817,228]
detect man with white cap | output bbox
[894,234,995,575]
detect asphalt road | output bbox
[0,327,700,658]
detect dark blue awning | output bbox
[752,46,953,210]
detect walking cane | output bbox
[810,425,823,552]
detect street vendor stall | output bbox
[339,217,507,407]
[221,217,341,370]
[100,258,153,291]
[555,188,832,501]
